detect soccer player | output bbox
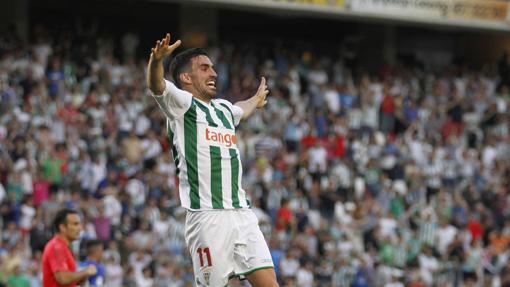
[147,33,279,287]
[42,208,97,287]
[78,239,106,287]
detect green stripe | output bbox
[194,100,218,127]
[166,124,180,176]
[171,146,180,176]
[228,266,274,279]
[211,102,232,130]
[219,103,235,126]
[210,146,223,209]
[229,149,240,208]
[184,101,200,209]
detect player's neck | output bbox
[194,94,211,104]
[87,256,99,262]
[184,86,211,104]
[56,234,71,246]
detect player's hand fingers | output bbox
[163,33,171,46]
[261,91,268,101]
[166,33,171,42]
[258,77,266,92]
[152,35,180,59]
[168,39,182,52]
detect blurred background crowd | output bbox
[0,4,510,286]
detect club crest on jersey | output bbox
[200,126,238,148]
[202,268,211,285]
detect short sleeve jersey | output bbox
[152,80,250,210]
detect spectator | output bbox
[104,254,123,287]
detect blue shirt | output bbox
[78,260,105,287]
[340,93,356,111]
[351,267,371,287]
[270,249,283,278]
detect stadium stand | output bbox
[0,2,509,286]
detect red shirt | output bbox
[42,236,77,287]
[467,220,483,243]
[56,106,80,127]
[325,136,345,159]
[301,135,317,150]
[380,95,395,114]
[276,206,293,232]
[441,121,462,140]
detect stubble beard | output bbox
[198,83,217,99]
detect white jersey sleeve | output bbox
[151,79,192,119]
[231,104,244,126]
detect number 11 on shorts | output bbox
[197,247,212,267]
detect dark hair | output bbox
[53,208,79,233]
[169,48,208,88]
[85,239,103,254]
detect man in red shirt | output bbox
[42,209,97,286]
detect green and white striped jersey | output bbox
[152,80,250,210]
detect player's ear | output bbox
[179,73,192,86]
[57,223,64,233]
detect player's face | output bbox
[92,245,104,259]
[63,214,82,241]
[189,55,217,99]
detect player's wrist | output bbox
[150,56,162,64]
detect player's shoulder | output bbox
[213,98,232,104]
[43,237,56,250]
[48,237,66,252]
[212,98,234,108]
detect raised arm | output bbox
[234,77,269,121]
[147,33,181,95]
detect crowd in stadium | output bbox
[0,22,509,287]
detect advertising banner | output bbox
[265,0,345,8]
[348,0,509,23]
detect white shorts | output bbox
[185,208,274,286]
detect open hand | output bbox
[150,33,181,62]
[255,77,269,108]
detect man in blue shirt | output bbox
[78,239,105,287]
